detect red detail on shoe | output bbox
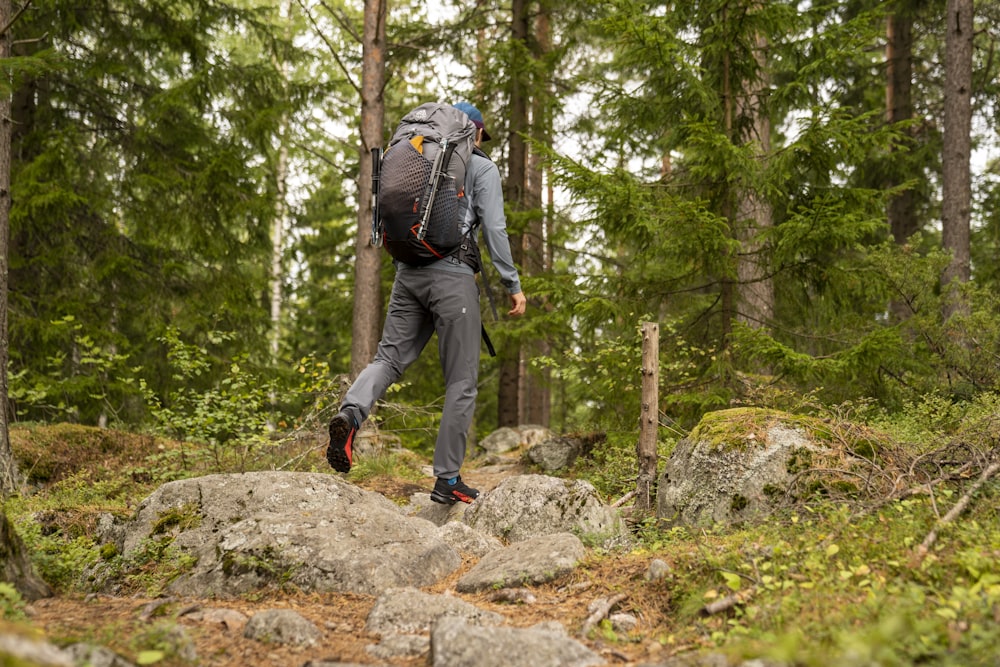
[453,491,475,504]
[344,429,354,466]
[327,416,357,473]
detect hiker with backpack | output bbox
[327,101,526,505]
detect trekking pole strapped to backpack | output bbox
[370,146,383,248]
[417,139,454,242]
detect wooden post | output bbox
[634,322,659,515]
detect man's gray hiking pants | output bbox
[341,268,481,480]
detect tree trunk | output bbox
[735,32,774,331]
[0,0,51,602]
[351,0,387,378]
[0,504,51,600]
[941,0,972,308]
[886,8,918,245]
[269,0,294,377]
[498,0,530,428]
[634,322,659,516]
[0,0,18,493]
[522,3,551,427]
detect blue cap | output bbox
[453,101,492,141]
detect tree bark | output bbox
[735,33,773,331]
[0,0,51,603]
[498,0,530,427]
[0,505,51,600]
[886,8,918,245]
[522,3,550,427]
[0,0,18,493]
[941,0,973,308]
[350,0,387,378]
[269,0,294,377]
[634,322,659,516]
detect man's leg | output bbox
[429,272,482,481]
[328,278,433,472]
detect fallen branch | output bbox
[700,588,756,616]
[579,593,627,637]
[611,490,636,508]
[913,458,1000,565]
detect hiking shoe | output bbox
[326,413,358,473]
[430,476,479,505]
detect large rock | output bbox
[243,609,321,646]
[477,425,554,458]
[464,474,627,545]
[118,472,461,597]
[430,616,603,667]
[657,407,887,526]
[0,633,73,666]
[366,587,505,635]
[526,436,583,471]
[456,533,585,592]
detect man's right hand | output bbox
[508,292,527,317]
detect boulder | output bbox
[430,616,603,667]
[118,472,460,597]
[464,474,627,545]
[657,407,888,526]
[456,532,586,592]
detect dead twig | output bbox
[579,593,627,637]
[912,458,1000,565]
[611,490,636,508]
[700,588,756,616]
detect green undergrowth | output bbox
[612,490,1000,666]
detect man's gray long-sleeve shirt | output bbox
[397,151,522,296]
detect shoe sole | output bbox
[430,489,478,505]
[430,490,458,505]
[326,417,354,473]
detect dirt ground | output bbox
[26,559,673,667]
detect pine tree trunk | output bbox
[522,4,551,427]
[886,8,918,244]
[735,32,774,331]
[0,0,48,602]
[941,0,972,307]
[351,0,387,378]
[498,0,530,427]
[0,503,51,600]
[0,0,19,494]
[269,0,294,379]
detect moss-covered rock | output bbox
[656,408,895,526]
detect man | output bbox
[327,101,527,505]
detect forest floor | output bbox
[25,552,670,667]
[21,422,997,666]
[11,428,681,667]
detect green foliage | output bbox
[632,492,1000,665]
[0,584,28,621]
[8,315,133,424]
[577,426,678,501]
[348,449,426,486]
[116,537,198,598]
[10,514,102,592]
[139,328,278,472]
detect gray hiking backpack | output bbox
[371,103,478,266]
